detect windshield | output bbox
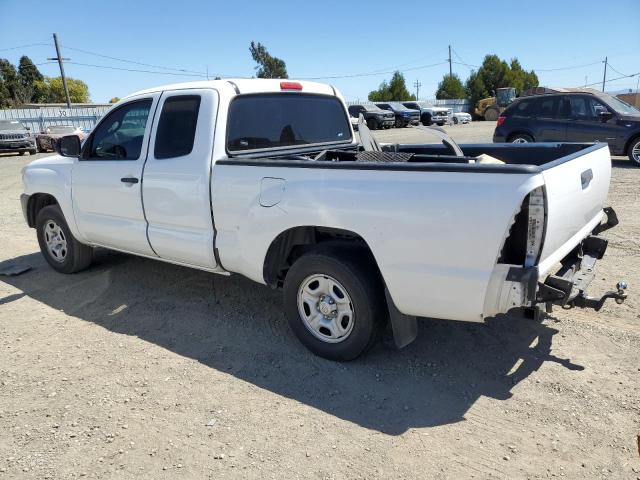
[389,102,412,111]
[0,120,26,131]
[363,104,385,112]
[227,94,351,152]
[48,126,76,134]
[601,94,640,115]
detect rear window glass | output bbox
[227,94,351,152]
[154,95,201,159]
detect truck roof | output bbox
[125,78,339,100]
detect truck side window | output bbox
[89,99,152,160]
[154,95,201,159]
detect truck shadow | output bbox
[0,250,583,435]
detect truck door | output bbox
[71,94,160,255]
[142,88,221,269]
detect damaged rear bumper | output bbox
[483,207,627,317]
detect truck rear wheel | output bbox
[283,249,386,361]
[36,205,93,274]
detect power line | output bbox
[300,61,448,80]
[583,72,640,88]
[65,61,210,77]
[535,61,603,72]
[607,63,630,77]
[61,44,208,76]
[0,42,50,52]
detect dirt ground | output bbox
[1,122,639,479]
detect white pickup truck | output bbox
[20,79,627,360]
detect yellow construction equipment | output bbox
[474,87,516,121]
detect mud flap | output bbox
[384,288,417,349]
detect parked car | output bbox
[402,102,450,126]
[375,102,420,127]
[0,119,37,155]
[21,78,626,360]
[493,90,640,164]
[452,112,472,124]
[36,125,86,152]
[347,104,394,130]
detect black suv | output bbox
[375,102,421,128]
[347,104,395,130]
[493,91,640,164]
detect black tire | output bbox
[394,118,403,128]
[509,133,534,144]
[18,151,25,156]
[36,205,93,274]
[484,108,499,121]
[421,113,432,126]
[453,117,459,125]
[29,149,37,155]
[366,118,378,130]
[628,137,640,165]
[283,248,386,361]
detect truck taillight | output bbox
[498,186,546,267]
[524,187,546,267]
[497,116,506,126]
[280,81,302,91]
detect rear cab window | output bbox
[227,93,351,153]
[154,95,201,159]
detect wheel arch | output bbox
[262,225,382,289]
[26,193,59,228]
[624,132,640,157]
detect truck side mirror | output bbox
[598,110,613,121]
[56,135,81,157]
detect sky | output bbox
[1,0,638,103]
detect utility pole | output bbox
[448,45,452,76]
[414,80,422,101]
[48,33,72,109]
[601,57,608,92]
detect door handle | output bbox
[121,177,139,184]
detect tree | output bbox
[17,56,43,103]
[33,77,90,103]
[0,59,22,107]
[435,73,466,99]
[249,41,288,79]
[109,97,120,103]
[368,71,416,101]
[464,54,538,108]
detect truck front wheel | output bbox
[36,205,93,274]
[283,250,386,361]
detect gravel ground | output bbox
[1,122,639,479]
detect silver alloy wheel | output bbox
[512,137,529,143]
[44,220,68,262]
[297,274,355,343]
[632,140,640,164]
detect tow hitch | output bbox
[535,217,629,312]
[563,281,627,311]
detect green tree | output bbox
[109,97,120,103]
[0,59,22,107]
[249,41,288,78]
[33,77,90,103]
[17,56,43,103]
[368,71,416,101]
[435,73,466,99]
[464,54,538,108]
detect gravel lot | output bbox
[1,122,639,479]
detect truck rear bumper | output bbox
[483,207,627,317]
